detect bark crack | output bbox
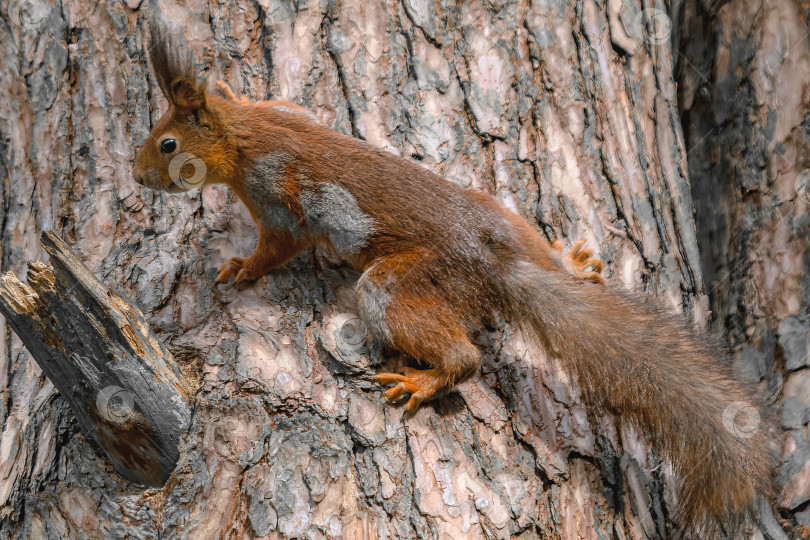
[322,18,362,139]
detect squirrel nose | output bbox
[133,170,145,186]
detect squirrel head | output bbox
[134,16,235,193]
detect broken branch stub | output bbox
[0,230,191,486]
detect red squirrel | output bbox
[132,16,772,533]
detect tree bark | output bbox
[675,0,810,533]
[0,0,795,537]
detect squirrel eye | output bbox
[160,138,177,154]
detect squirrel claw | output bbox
[404,393,427,415]
[383,382,408,402]
[559,238,606,284]
[234,268,255,284]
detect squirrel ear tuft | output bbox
[145,11,206,111]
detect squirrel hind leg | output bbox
[359,270,480,413]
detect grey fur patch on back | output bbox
[300,183,376,255]
[243,152,302,232]
[244,152,375,255]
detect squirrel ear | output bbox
[171,79,206,111]
[145,11,205,110]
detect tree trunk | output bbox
[0,0,797,537]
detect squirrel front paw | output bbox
[215,257,259,285]
[552,238,606,284]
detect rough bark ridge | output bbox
[675,0,809,534]
[0,0,788,537]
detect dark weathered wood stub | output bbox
[0,230,191,486]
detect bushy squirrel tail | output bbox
[504,261,772,533]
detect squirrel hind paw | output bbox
[216,80,238,101]
[561,238,606,284]
[216,80,252,105]
[373,368,445,414]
